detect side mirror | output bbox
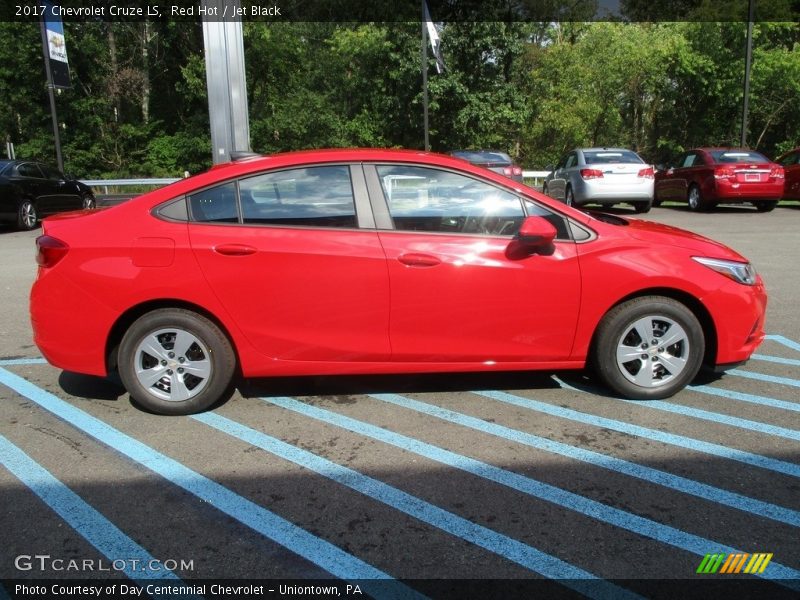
[655,164,665,172]
[515,216,557,249]
[545,164,555,173]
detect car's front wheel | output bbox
[118,308,236,415]
[592,296,705,399]
[17,200,38,230]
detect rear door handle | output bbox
[214,244,257,256]
[398,253,441,267]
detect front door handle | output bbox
[214,244,257,256]
[398,253,441,267]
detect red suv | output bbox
[654,148,784,212]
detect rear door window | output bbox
[239,165,356,228]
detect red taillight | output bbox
[770,166,785,179]
[503,166,513,176]
[580,168,604,180]
[36,235,69,268]
[512,166,522,176]
[637,167,654,178]
[714,166,736,180]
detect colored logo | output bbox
[696,553,773,574]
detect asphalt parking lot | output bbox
[1,203,798,599]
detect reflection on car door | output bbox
[15,163,53,214]
[368,164,581,363]
[39,163,81,212]
[657,152,696,202]
[187,165,391,363]
[778,151,800,199]
[549,152,576,201]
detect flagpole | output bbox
[421,0,430,151]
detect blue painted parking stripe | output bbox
[765,334,800,352]
[0,357,47,366]
[617,400,800,442]
[751,353,800,367]
[730,369,800,389]
[689,384,800,413]
[546,381,800,478]
[0,368,414,595]
[197,410,640,600]
[358,393,799,526]
[0,435,186,583]
[255,397,800,588]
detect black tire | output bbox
[118,308,236,415]
[633,201,652,214]
[652,198,662,207]
[82,194,96,210]
[17,200,38,230]
[542,183,549,197]
[592,296,705,400]
[687,184,707,212]
[754,200,777,212]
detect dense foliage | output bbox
[1,20,798,177]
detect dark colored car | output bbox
[0,160,95,230]
[31,149,766,416]
[654,148,784,212]
[774,148,800,200]
[449,150,524,182]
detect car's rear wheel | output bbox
[592,296,704,399]
[633,201,652,213]
[687,184,707,212]
[753,200,777,212]
[17,200,38,230]
[82,194,96,210]
[118,309,236,415]
[565,186,575,207]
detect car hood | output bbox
[607,215,748,261]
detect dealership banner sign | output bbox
[41,1,71,89]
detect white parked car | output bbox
[543,148,654,213]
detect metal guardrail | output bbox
[80,178,181,195]
[80,171,552,195]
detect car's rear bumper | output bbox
[31,268,113,377]
[574,179,654,203]
[713,180,783,200]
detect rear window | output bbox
[451,151,512,165]
[583,150,644,165]
[709,150,769,164]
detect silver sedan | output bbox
[543,148,654,213]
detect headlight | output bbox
[693,257,757,285]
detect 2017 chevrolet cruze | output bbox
[30,149,767,415]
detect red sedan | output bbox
[775,147,800,200]
[654,147,784,211]
[30,149,767,415]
